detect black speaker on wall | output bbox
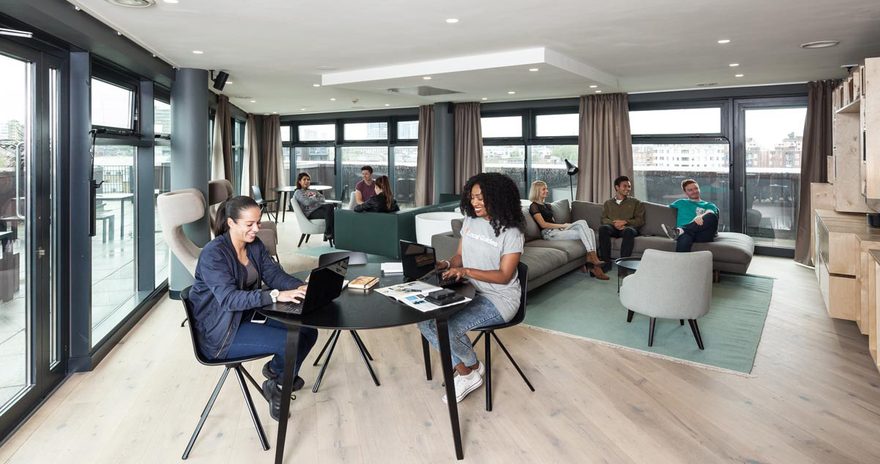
[212,71,229,91]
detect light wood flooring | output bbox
[1,224,880,463]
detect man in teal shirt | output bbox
[662,179,719,252]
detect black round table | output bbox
[614,257,641,293]
[261,264,469,462]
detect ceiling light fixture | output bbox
[313,84,321,88]
[717,39,731,44]
[801,40,840,49]
[735,73,744,78]
[729,63,739,67]
[423,76,432,80]
[595,90,602,93]
[226,81,233,84]
[163,0,179,3]
[529,68,539,72]
[105,0,156,8]
[507,91,516,95]
[0,27,33,38]
[300,108,306,111]
[481,97,488,101]
[330,97,336,101]
[249,100,256,103]
[589,85,598,89]
[192,50,204,54]
[445,18,459,24]
[384,103,390,107]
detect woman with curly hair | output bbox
[418,172,524,404]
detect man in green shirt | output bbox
[598,176,645,264]
[662,178,719,252]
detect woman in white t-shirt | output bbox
[418,172,524,404]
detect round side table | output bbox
[415,211,464,246]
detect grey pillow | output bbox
[550,199,571,224]
[641,201,677,237]
[451,218,463,238]
[521,206,542,241]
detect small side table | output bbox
[614,257,641,293]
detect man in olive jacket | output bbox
[598,176,645,265]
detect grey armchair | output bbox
[619,249,713,349]
[157,188,206,276]
[289,197,328,247]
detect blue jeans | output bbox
[224,316,318,378]
[418,294,505,368]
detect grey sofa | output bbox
[431,199,754,290]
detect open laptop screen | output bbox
[399,240,436,281]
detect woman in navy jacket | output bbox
[189,195,318,420]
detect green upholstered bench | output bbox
[333,201,459,259]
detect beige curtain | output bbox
[211,95,233,182]
[259,115,283,203]
[453,102,483,194]
[794,80,838,265]
[415,105,434,206]
[577,93,633,202]
[241,114,260,196]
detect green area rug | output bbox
[524,269,774,374]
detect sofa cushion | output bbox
[522,206,542,241]
[550,199,571,224]
[520,246,571,277]
[571,201,603,230]
[641,202,677,237]
[526,239,587,262]
[691,232,755,263]
[631,236,676,254]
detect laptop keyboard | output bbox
[271,301,303,315]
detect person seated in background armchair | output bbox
[293,172,336,241]
[355,165,376,205]
[662,178,719,252]
[527,180,608,280]
[598,176,645,266]
[353,175,400,213]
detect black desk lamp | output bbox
[564,159,579,200]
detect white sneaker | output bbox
[454,361,485,377]
[442,369,484,404]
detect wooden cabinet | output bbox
[833,57,880,205]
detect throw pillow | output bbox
[521,206,542,240]
[641,201,677,237]
[550,199,571,224]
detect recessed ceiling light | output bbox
[801,40,840,49]
[423,76,432,80]
[106,0,156,8]
[272,111,277,114]
[312,83,321,87]
[717,39,731,44]
[226,81,233,84]
[384,103,390,107]
[151,54,156,58]
[192,50,204,54]
[507,91,516,95]
[529,68,539,72]
[589,85,598,89]
[163,0,179,3]
[735,73,744,78]
[300,108,306,111]
[445,18,459,24]
[116,31,122,36]
[330,97,336,101]
[249,100,256,103]
[74,6,81,10]
[481,97,488,101]
[595,90,602,93]
[729,63,739,67]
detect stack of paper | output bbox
[380,262,404,275]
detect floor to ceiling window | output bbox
[154,97,171,286]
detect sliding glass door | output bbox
[0,41,65,440]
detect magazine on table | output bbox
[375,281,471,312]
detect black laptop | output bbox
[399,240,461,288]
[267,256,349,315]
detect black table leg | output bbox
[421,336,432,381]
[280,192,288,223]
[435,317,464,460]
[275,326,301,464]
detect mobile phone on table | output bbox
[251,312,268,324]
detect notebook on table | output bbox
[398,240,463,288]
[266,256,349,315]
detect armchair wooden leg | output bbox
[712,270,720,283]
[626,310,634,323]
[648,317,656,347]
[297,234,307,247]
[680,319,684,326]
[688,319,705,350]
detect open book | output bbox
[375,281,471,312]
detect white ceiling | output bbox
[70,0,880,115]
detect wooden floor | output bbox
[2,254,880,463]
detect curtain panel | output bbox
[415,105,434,206]
[241,114,260,196]
[211,95,234,182]
[577,93,634,202]
[453,102,483,194]
[794,80,838,265]
[258,114,283,203]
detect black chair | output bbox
[251,185,277,222]
[310,252,379,392]
[180,287,272,460]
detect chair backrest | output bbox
[208,179,233,236]
[251,185,265,203]
[180,286,213,366]
[623,249,712,319]
[289,196,327,235]
[508,262,529,326]
[157,188,206,276]
[318,251,368,267]
[348,191,358,210]
[256,221,279,258]
[338,184,350,203]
